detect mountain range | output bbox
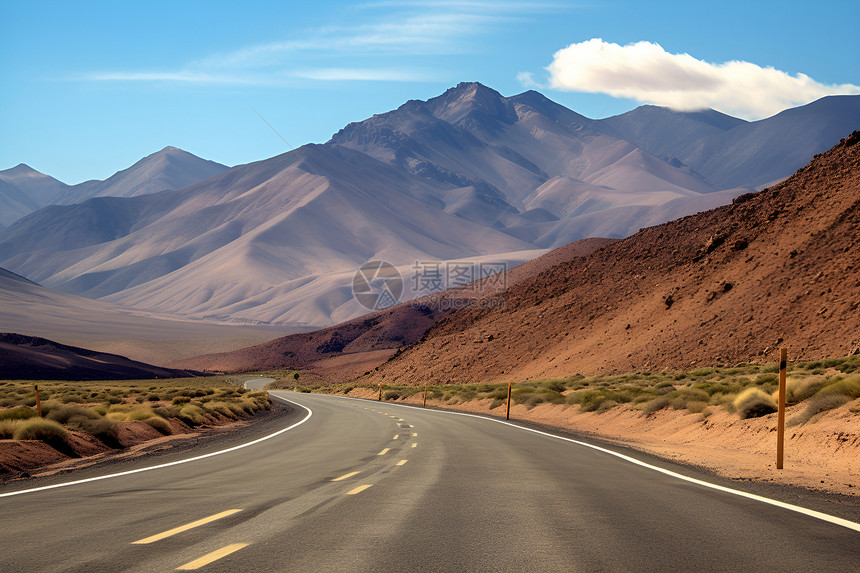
[179,132,860,378]
[1,83,857,328]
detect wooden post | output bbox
[423,383,427,408]
[35,385,43,418]
[506,381,512,420]
[378,383,382,401]
[776,348,787,469]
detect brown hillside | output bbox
[362,132,860,385]
[174,238,615,376]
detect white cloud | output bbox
[543,38,860,119]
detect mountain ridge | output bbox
[1,84,857,328]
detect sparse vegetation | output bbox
[0,375,272,447]
[298,353,860,423]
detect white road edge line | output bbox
[0,395,312,499]
[319,393,860,534]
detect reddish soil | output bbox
[174,238,615,377]
[0,333,201,380]
[359,132,860,384]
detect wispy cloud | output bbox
[293,68,434,82]
[534,38,860,119]
[81,71,259,84]
[82,1,549,86]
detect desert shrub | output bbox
[146,394,161,402]
[153,406,180,418]
[654,381,675,395]
[178,404,205,425]
[544,381,567,393]
[686,400,709,414]
[787,394,852,427]
[596,399,619,412]
[642,395,671,414]
[13,418,67,441]
[78,418,121,445]
[779,377,830,404]
[734,388,777,419]
[489,398,504,409]
[47,404,99,424]
[0,419,21,438]
[106,412,129,422]
[816,376,860,400]
[172,396,192,406]
[689,368,715,378]
[522,394,546,409]
[128,406,156,421]
[383,391,401,401]
[0,406,37,421]
[143,416,173,435]
[204,402,236,418]
[539,389,566,404]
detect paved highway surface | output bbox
[1,389,858,572]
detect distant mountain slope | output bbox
[356,132,860,384]
[0,164,69,226]
[598,105,747,169]
[601,95,860,189]
[0,333,200,380]
[0,147,228,227]
[58,146,229,204]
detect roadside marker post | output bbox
[35,385,43,418]
[777,348,787,470]
[423,383,427,408]
[506,381,512,420]
[378,384,382,401]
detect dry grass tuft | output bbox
[734,388,777,419]
[13,418,67,440]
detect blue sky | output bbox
[1,0,858,183]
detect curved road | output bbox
[1,391,857,572]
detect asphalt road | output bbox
[1,391,858,572]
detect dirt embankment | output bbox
[348,387,860,497]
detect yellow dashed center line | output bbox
[377,448,390,455]
[132,509,242,544]
[331,471,360,482]
[408,424,414,428]
[176,543,249,570]
[396,459,408,466]
[347,484,373,495]
[412,432,418,437]
[392,434,399,440]
[411,443,417,448]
